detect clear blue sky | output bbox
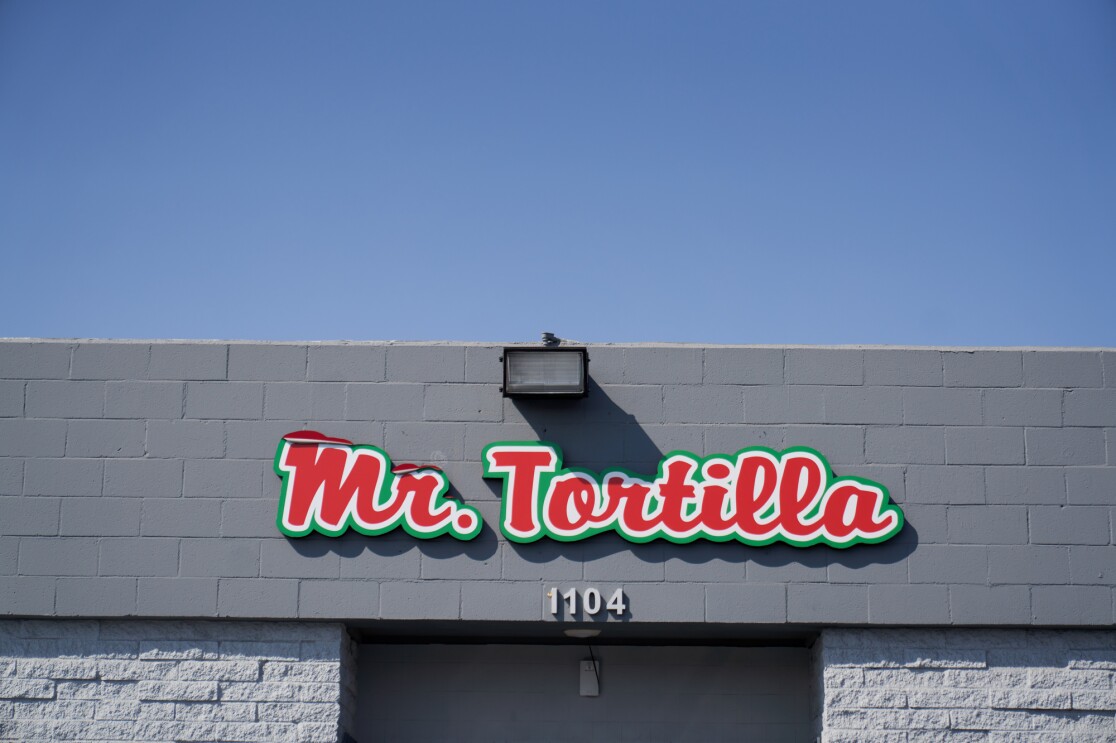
[2,1,1114,346]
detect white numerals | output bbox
[547,587,626,616]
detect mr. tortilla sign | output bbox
[274,432,904,548]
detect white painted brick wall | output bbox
[820,628,1116,742]
[0,619,353,743]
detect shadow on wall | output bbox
[504,379,919,574]
[285,379,918,573]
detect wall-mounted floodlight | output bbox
[502,347,588,398]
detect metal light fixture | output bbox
[501,338,588,398]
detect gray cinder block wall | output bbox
[0,619,352,743]
[1,339,1115,740]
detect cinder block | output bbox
[60,498,141,536]
[0,496,60,535]
[140,493,220,542]
[743,386,825,424]
[19,537,98,575]
[582,542,664,582]
[25,381,104,418]
[866,427,945,464]
[663,385,744,423]
[423,384,501,422]
[621,583,705,621]
[1064,390,1116,427]
[105,381,183,419]
[985,467,1065,505]
[705,583,786,623]
[1028,506,1110,545]
[261,540,339,579]
[0,341,71,379]
[229,344,306,381]
[0,380,23,416]
[984,389,1062,427]
[464,346,503,384]
[183,460,264,499]
[1069,547,1113,585]
[0,458,22,495]
[623,348,702,384]
[746,546,829,584]
[24,458,103,496]
[1104,351,1116,388]
[383,422,465,462]
[0,576,55,614]
[147,420,225,458]
[345,383,423,421]
[902,387,982,426]
[504,384,664,427]
[988,546,1070,584]
[56,577,136,616]
[580,345,623,384]
[787,584,869,623]
[905,466,983,504]
[386,345,465,383]
[185,382,263,420]
[705,425,784,454]
[100,538,180,577]
[312,421,383,448]
[104,459,183,498]
[148,343,227,381]
[909,545,988,584]
[828,554,909,584]
[460,581,541,621]
[1024,351,1104,388]
[0,419,66,456]
[703,348,783,384]
[261,383,345,422]
[181,538,260,577]
[944,351,1023,388]
[222,499,283,538]
[225,420,303,461]
[419,537,500,580]
[137,578,218,616]
[1026,428,1106,466]
[949,585,1030,624]
[379,581,460,620]
[523,421,620,464]
[299,579,378,619]
[946,427,1025,465]
[337,539,421,580]
[67,420,146,457]
[218,578,298,617]
[1031,586,1113,625]
[70,343,149,379]
[948,506,1027,545]
[825,387,903,425]
[307,345,385,382]
[1065,467,1116,505]
[864,349,942,387]
[784,426,864,464]
[868,585,950,624]
[785,349,863,385]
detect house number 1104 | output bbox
[548,587,626,616]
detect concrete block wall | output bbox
[1,340,1115,626]
[819,628,1116,742]
[0,619,352,742]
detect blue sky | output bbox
[1,1,1114,346]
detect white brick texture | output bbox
[0,619,354,743]
[820,628,1116,742]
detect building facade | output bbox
[0,339,1114,742]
